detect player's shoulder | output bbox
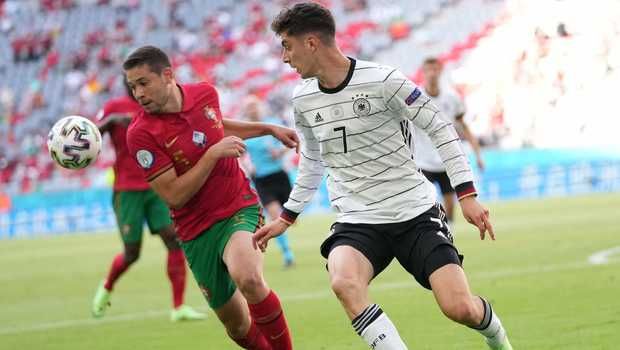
[126,109,150,139]
[353,59,403,82]
[291,78,319,101]
[100,96,139,117]
[183,82,218,99]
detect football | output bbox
[47,115,102,170]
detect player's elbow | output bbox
[165,195,187,210]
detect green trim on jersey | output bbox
[112,190,173,243]
[181,205,262,309]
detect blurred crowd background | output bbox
[1,0,619,197]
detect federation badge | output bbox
[136,150,154,169]
[352,94,371,117]
[192,131,207,147]
[204,106,217,121]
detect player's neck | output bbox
[316,50,351,89]
[160,84,183,113]
[425,84,440,97]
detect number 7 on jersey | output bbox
[334,126,347,153]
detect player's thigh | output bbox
[321,222,393,281]
[143,189,173,235]
[391,203,462,289]
[180,223,237,309]
[112,191,146,244]
[221,205,265,281]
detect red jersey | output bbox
[126,83,258,241]
[96,96,150,191]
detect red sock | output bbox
[167,249,186,308]
[249,290,292,350]
[231,320,272,350]
[103,253,130,291]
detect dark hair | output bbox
[423,57,441,66]
[122,45,171,74]
[271,2,336,44]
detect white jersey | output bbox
[412,89,465,172]
[283,58,474,224]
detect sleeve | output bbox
[126,126,174,182]
[280,106,326,224]
[383,70,477,200]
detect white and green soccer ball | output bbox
[47,115,102,170]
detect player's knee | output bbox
[123,250,140,265]
[236,272,267,299]
[330,276,362,302]
[441,298,480,325]
[224,320,250,339]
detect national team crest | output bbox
[203,106,217,121]
[352,94,371,117]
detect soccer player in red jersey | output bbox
[92,82,205,322]
[125,45,296,350]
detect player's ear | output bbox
[305,34,319,52]
[162,67,174,83]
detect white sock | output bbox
[471,297,508,346]
[352,304,408,350]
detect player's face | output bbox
[125,64,174,114]
[280,32,318,79]
[423,62,442,85]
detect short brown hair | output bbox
[423,57,441,66]
[271,2,336,44]
[122,45,171,74]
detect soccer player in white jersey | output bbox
[254,3,513,350]
[412,57,485,224]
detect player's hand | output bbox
[270,125,300,154]
[459,196,495,240]
[253,218,290,252]
[208,136,246,159]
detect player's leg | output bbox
[214,290,271,350]
[392,204,511,350]
[146,190,205,321]
[429,263,512,349]
[264,200,294,267]
[436,171,455,224]
[322,224,407,349]
[181,214,271,349]
[92,191,144,318]
[223,206,292,349]
[256,172,294,267]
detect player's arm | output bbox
[254,108,325,250]
[455,115,485,171]
[222,118,299,152]
[383,71,494,240]
[148,137,246,209]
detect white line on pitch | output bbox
[0,258,614,336]
[588,246,620,265]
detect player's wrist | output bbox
[455,181,477,201]
[279,207,299,225]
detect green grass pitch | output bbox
[1,194,619,349]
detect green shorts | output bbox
[181,205,262,309]
[112,189,173,244]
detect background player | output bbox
[124,45,296,350]
[412,57,485,224]
[243,96,295,268]
[92,82,205,322]
[255,3,512,350]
